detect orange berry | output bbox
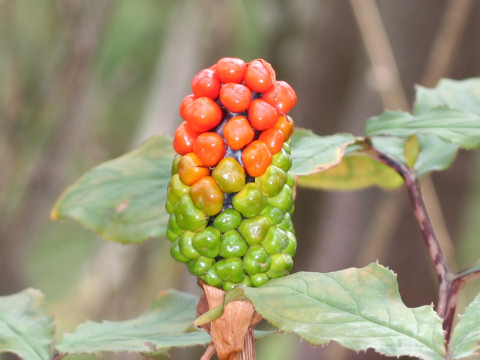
[248,99,278,131]
[262,81,297,113]
[173,121,199,155]
[220,83,252,113]
[182,97,223,133]
[191,68,221,99]
[222,116,255,150]
[178,153,210,186]
[190,176,224,216]
[193,132,226,167]
[258,128,285,154]
[274,115,294,140]
[242,140,272,177]
[215,57,247,83]
[244,59,275,93]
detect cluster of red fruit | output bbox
[173,57,296,179]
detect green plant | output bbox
[1,61,480,360]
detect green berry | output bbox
[174,196,208,232]
[238,215,270,246]
[178,231,200,260]
[187,256,214,276]
[278,213,294,232]
[268,185,294,213]
[170,239,189,263]
[250,273,269,287]
[213,208,242,232]
[215,258,245,283]
[261,226,288,254]
[171,154,182,175]
[260,204,284,225]
[282,231,297,257]
[202,266,223,287]
[167,174,191,205]
[243,245,271,275]
[212,157,246,193]
[219,230,248,258]
[165,200,175,214]
[192,226,221,258]
[266,253,293,279]
[271,148,292,172]
[232,183,267,218]
[286,172,295,189]
[256,165,286,197]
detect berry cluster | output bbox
[166,58,297,290]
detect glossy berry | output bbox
[173,121,198,155]
[193,132,226,167]
[190,176,224,216]
[222,116,255,150]
[182,97,222,133]
[274,115,294,141]
[178,152,209,186]
[258,128,285,155]
[242,140,272,177]
[262,80,297,113]
[244,59,275,92]
[248,99,278,131]
[215,57,247,83]
[191,68,221,99]
[219,83,252,113]
[179,94,195,119]
[212,157,246,193]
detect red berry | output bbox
[248,99,278,131]
[179,94,195,118]
[262,81,297,113]
[219,83,252,113]
[182,97,223,133]
[173,121,198,155]
[191,68,221,99]
[258,128,285,154]
[193,132,226,167]
[274,115,294,140]
[222,116,255,150]
[242,140,272,177]
[215,57,247,83]
[244,59,275,93]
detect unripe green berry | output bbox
[215,258,245,283]
[266,253,293,279]
[232,183,267,218]
[238,215,270,246]
[282,231,297,257]
[202,266,223,287]
[250,273,269,287]
[219,230,248,258]
[192,226,221,258]
[261,226,288,254]
[174,196,208,232]
[271,148,292,172]
[260,204,285,225]
[278,213,295,232]
[243,245,271,275]
[178,231,200,260]
[256,165,286,197]
[187,256,214,276]
[268,185,294,213]
[167,174,191,205]
[213,208,242,232]
[170,239,190,263]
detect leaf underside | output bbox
[0,289,55,360]
[243,263,446,360]
[449,291,480,359]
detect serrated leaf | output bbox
[415,78,480,116]
[0,289,55,360]
[243,263,446,360]
[57,290,210,355]
[414,134,458,177]
[290,128,355,175]
[296,153,403,190]
[365,108,480,150]
[449,291,480,359]
[51,135,175,243]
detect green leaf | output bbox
[57,290,210,355]
[243,263,446,360]
[296,153,403,190]
[290,128,355,175]
[365,108,480,150]
[415,78,480,116]
[414,134,458,177]
[449,291,480,359]
[51,135,175,243]
[0,289,55,360]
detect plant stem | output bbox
[365,141,452,317]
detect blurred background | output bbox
[1,1,480,359]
